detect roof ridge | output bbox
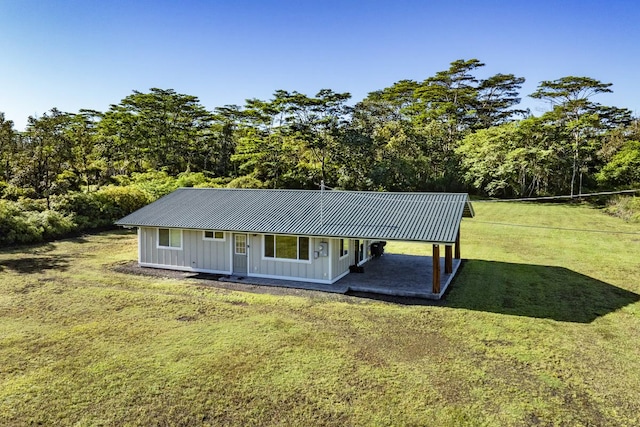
[176,187,470,196]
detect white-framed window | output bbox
[263,235,310,261]
[203,230,225,241]
[340,238,349,258]
[235,234,247,255]
[158,228,182,249]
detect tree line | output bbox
[1,59,639,244]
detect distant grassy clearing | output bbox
[1,203,639,426]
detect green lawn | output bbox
[1,202,639,426]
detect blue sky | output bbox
[1,0,639,130]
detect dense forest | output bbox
[1,59,639,245]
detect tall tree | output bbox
[99,88,215,175]
[412,59,485,149]
[457,117,564,197]
[476,73,527,128]
[14,109,75,207]
[67,110,103,191]
[358,59,526,190]
[231,89,351,188]
[530,77,632,195]
[0,113,18,183]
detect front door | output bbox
[233,234,248,275]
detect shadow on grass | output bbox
[0,255,71,274]
[445,260,640,323]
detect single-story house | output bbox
[115,188,474,298]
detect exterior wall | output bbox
[246,235,331,283]
[331,238,353,281]
[138,227,231,274]
[137,228,390,284]
[356,239,373,266]
[138,228,335,283]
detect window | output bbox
[203,230,225,241]
[158,228,181,249]
[235,234,247,255]
[340,239,349,258]
[264,235,310,261]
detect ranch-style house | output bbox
[115,188,474,298]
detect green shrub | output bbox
[124,171,223,198]
[175,172,209,188]
[597,141,640,187]
[127,171,178,199]
[604,195,640,222]
[227,176,266,189]
[1,183,37,201]
[194,176,230,188]
[0,200,30,245]
[1,185,153,247]
[50,192,104,230]
[25,210,75,240]
[16,197,48,212]
[94,186,152,222]
[0,200,45,245]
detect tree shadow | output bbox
[445,260,640,323]
[0,255,71,274]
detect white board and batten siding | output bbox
[331,238,353,281]
[138,228,356,284]
[246,235,332,283]
[138,227,231,274]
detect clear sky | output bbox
[1,0,639,130]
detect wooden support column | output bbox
[432,244,441,294]
[445,245,453,274]
[454,228,461,260]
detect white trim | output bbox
[157,228,183,250]
[357,254,373,267]
[229,234,234,272]
[339,238,350,260]
[331,269,350,283]
[328,238,333,280]
[248,272,332,285]
[261,234,312,264]
[137,262,344,285]
[357,240,373,266]
[139,262,231,275]
[203,230,226,241]
[234,234,247,255]
[232,233,249,275]
[137,227,142,262]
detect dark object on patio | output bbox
[371,241,387,257]
[349,265,364,273]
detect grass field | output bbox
[1,202,639,426]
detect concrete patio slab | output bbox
[218,253,460,300]
[338,254,460,299]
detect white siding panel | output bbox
[139,228,231,273]
[247,236,329,282]
[331,238,352,280]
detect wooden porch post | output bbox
[445,245,453,274]
[432,244,441,294]
[454,228,461,259]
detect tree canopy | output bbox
[0,59,637,207]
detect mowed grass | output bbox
[1,203,639,426]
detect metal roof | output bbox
[116,188,475,243]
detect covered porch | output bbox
[339,251,461,299]
[219,237,463,300]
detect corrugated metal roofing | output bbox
[115,188,475,243]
